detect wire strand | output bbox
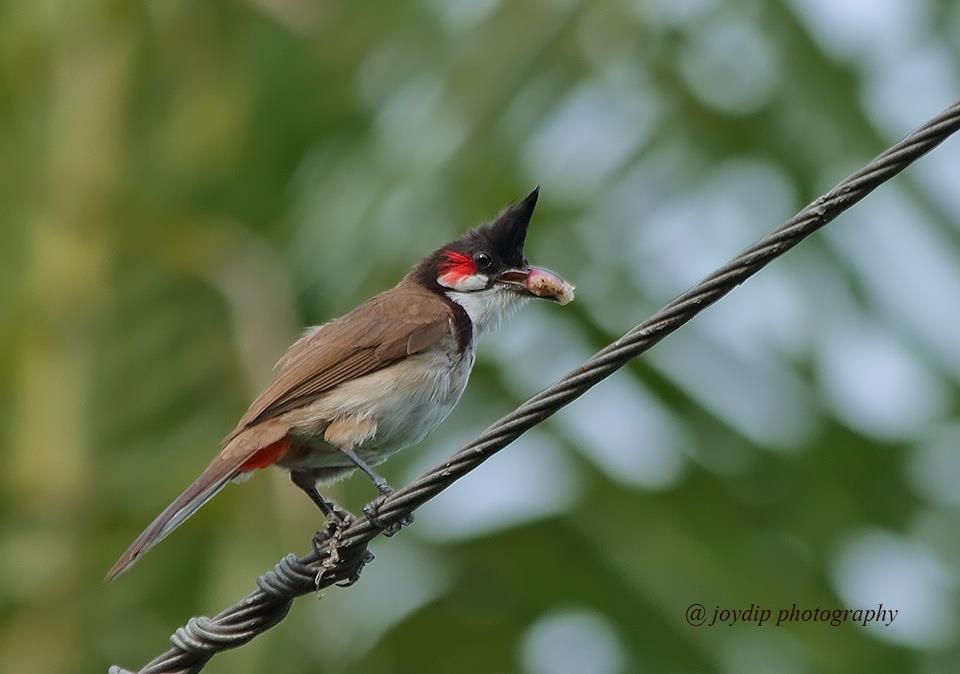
[110,101,960,674]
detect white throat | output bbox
[445,286,530,338]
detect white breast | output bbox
[362,340,476,452]
[282,332,475,468]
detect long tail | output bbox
[106,428,289,581]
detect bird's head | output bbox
[411,187,574,335]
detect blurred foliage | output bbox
[2,1,960,673]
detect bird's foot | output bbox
[310,500,354,556]
[362,488,414,537]
[312,504,373,591]
[335,547,375,588]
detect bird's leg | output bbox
[342,448,393,495]
[341,449,415,536]
[289,471,354,556]
[289,470,374,590]
[290,470,352,523]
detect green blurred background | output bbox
[3,1,960,672]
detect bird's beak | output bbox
[496,265,575,305]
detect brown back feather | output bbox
[230,281,456,434]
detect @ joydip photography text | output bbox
[685,603,899,628]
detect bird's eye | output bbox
[473,252,492,270]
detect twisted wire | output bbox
[111,101,960,674]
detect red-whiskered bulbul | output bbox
[107,188,574,580]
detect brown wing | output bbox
[107,284,455,580]
[228,282,455,438]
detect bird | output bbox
[106,187,574,580]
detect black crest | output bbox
[476,186,538,269]
[409,187,541,290]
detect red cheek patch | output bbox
[438,250,476,285]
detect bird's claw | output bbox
[362,492,414,537]
[311,504,354,558]
[336,549,374,588]
[327,501,355,527]
[312,505,371,592]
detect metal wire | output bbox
[110,101,960,674]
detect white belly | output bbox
[280,341,475,470]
